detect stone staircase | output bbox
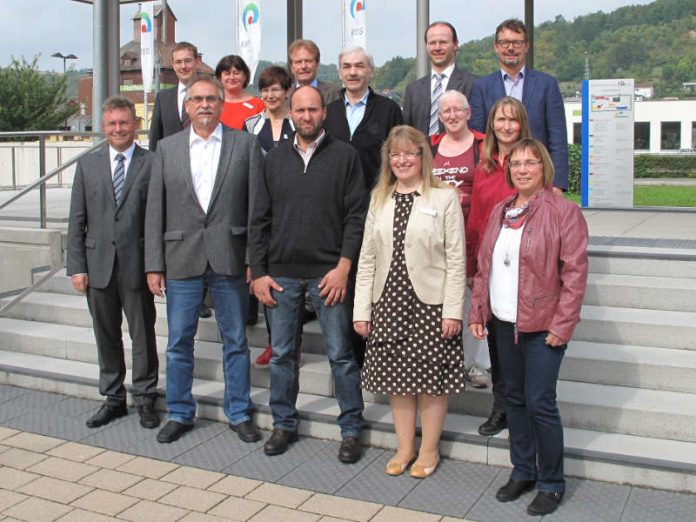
[1,246,695,493]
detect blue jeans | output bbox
[165,270,254,425]
[492,316,566,494]
[267,276,364,437]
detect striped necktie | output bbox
[429,73,444,136]
[180,88,190,127]
[113,153,125,206]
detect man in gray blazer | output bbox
[402,21,478,136]
[67,96,159,430]
[145,74,264,444]
[288,39,341,105]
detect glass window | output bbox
[661,122,680,150]
[634,122,650,150]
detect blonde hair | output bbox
[372,125,448,206]
[505,138,555,189]
[480,97,530,173]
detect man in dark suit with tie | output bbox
[469,18,569,191]
[402,21,478,136]
[67,96,159,430]
[145,74,264,444]
[148,41,200,152]
[288,39,341,105]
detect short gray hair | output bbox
[186,74,224,101]
[438,90,469,113]
[338,45,375,71]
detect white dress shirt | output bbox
[431,63,455,95]
[109,143,136,181]
[178,82,187,118]
[189,123,223,213]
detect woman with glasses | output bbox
[469,139,588,516]
[215,55,264,130]
[467,97,531,438]
[354,125,466,479]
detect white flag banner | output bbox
[237,1,262,83]
[343,0,366,48]
[140,2,155,93]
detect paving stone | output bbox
[2,390,65,411]
[117,455,180,479]
[160,466,225,489]
[335,451,419,505]
[464,470,539,522]
[225,437,329,482]
[55,508,119,522]
[123,477,179,501]
[280,442,384,495]
[124,420,227,462]
[0,384,27,403]
[208,496,267,521]
[70,489,139,516]
[0,405,26,424]
[18,476,93,504]
[84,449,136,469]
[47,442,104,463]
[621,486,696,522]
[2,431,64,453]
[50,397,102,417]
[317,517,354,522]
[544,477,630,522]
[0,426,20,440]
[0,447,48,470]
[159,485,227,512]
[27,456,99,482]
[3,496,72,522]
[371,506,442,522]
[248,504,321,522]
[246,482,313,509]
[7,411,107,442]
[398,459,498,519]
[118,499,190,522]
[0,466,39,490]
[174,430,262,472]
[0,489,29,511]
[78,467,143,492]
[299,493,382,522]
[178,513,234,522]
[78,415,151,451]
[207,475,262,497]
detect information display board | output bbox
[581,79,635,208]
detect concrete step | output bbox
[588,247,696,278]
[1,352,694,494]
[577,305,696,350]
[585,273,696,311]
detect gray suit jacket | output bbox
[144,126,264,279]
[67,144,153,289]
[289,80,341,105]
[402,66,478,135]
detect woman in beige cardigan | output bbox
[354,125,466,478]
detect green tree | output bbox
[0,56,77,132]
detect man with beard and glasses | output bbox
[249,86,367,462]
[145,74,264,444]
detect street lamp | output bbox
[51,52,78,74]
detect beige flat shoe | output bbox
[385,455,416,476]
[409,456,440,479]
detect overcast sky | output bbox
[1,0,653,71]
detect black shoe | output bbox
[229,420,261,443]
[86,403,127,428]
[478,411,507,437]
[137,404,161,429]
[496,479,536,502]
[199,304,212,319]
[264,429,298,456]
[527,491,564,515]
[156,420,193,443]
[338,436,362,463]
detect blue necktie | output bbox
[113,153,125,206]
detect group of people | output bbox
[66,17,588,517]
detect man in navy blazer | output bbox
[469,19,568,191]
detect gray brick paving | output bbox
[1,384,695,522]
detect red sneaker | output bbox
[255,345,272,368]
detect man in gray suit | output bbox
[288,39,341,105]
[67,96,159,429]
[145,74,264,444]
[402,21,478,136]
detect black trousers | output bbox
[86,262,158,406]
[487,321,508,414]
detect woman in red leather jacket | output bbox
[469,138,588,517]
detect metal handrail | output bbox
[0,265,64,317]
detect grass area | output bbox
[564,186,696,207]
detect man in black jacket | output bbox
[324,46,402,190]
[249,86,367,463]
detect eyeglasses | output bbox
[389,151,422,160]
[187,95,220,104]
[440,107,468,116]
[495,39,527,49]
[509,159,542,170]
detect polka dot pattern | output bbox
[362,191,465,396]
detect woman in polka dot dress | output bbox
[353,125,466,479]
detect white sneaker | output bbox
[465,366,490,388]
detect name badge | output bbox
[420,207,437,216]
[242,102,254,109]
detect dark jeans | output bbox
[487,322,507,414]
[492,316,566,494]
